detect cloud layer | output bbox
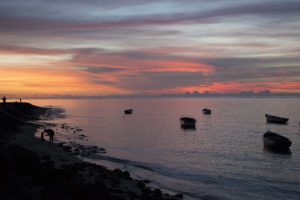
[0,0,300,96]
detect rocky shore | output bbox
[0,102,183,200]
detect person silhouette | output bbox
[43,129,55,143]
[41,131,45,142]
[2,96,6,104]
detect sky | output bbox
[0,0,300,97]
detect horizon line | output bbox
[3,92,300,100]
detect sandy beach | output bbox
[0,102,183,200]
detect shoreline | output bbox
[0,102,183,200]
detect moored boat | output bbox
[202,108,211,115]
[124,109,133,114]
[180,117,196,129]
[263,131,292,150]
[265,114,288,124]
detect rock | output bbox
[153,188,162,197]
[143,179,151,184]
[71,152,80,156]
[62,145,72,150]
[62,145,72,153]
[57,142,66,147]
[111,177,120,186]
[113,168,123,176]
[137,181,145,189]
[123,170,130,177]
[174,193,184,198]
[126,190,139,199]
[142,187,151,193]
[80,150,90,157]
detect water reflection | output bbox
[180,126,196,131]
[263,146,292,156]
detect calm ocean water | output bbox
[30,98,300,200]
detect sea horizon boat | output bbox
[124,109,133,115]
[202,108,211,115]
[263,131,292,150]
[180,117,196,129]
[265,114,288,124]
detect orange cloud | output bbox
[72,50,214,74]
[1,45,299,97]
[0,67,127,97]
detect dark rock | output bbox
[113,168,123,176]
[153,188,162,197]
[62,145,72,150]
[126,190,139,198]
[80,151,89,157]
[143,179,151,184]
[141,188,153,200]
[137,182,146,189]
[174,193,184,198]
[56,142,65,147]
[123,170,130,177]
[71,152,80,156]
[111,177,120,186]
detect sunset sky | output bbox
[1,0,300,97]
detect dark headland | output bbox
[0,102,183,200]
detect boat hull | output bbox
[265,114,288,124]
[124,109,133,114]
[263,131,292,150]
[180,117,196,129]
[202,108,211,115]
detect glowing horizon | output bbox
[0,0,300,97]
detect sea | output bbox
[29,98,300,200]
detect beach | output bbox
[0,102,183,200]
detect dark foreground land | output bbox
[0,102,183,200]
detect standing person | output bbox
[41,131,45,142]
[19,98,22,103]
[2,96,6,104]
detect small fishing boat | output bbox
[180,117,196,129]
[265,114,288,124]
[263,131,292,150]
[124,109,133,114]
[202,108,211,115]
